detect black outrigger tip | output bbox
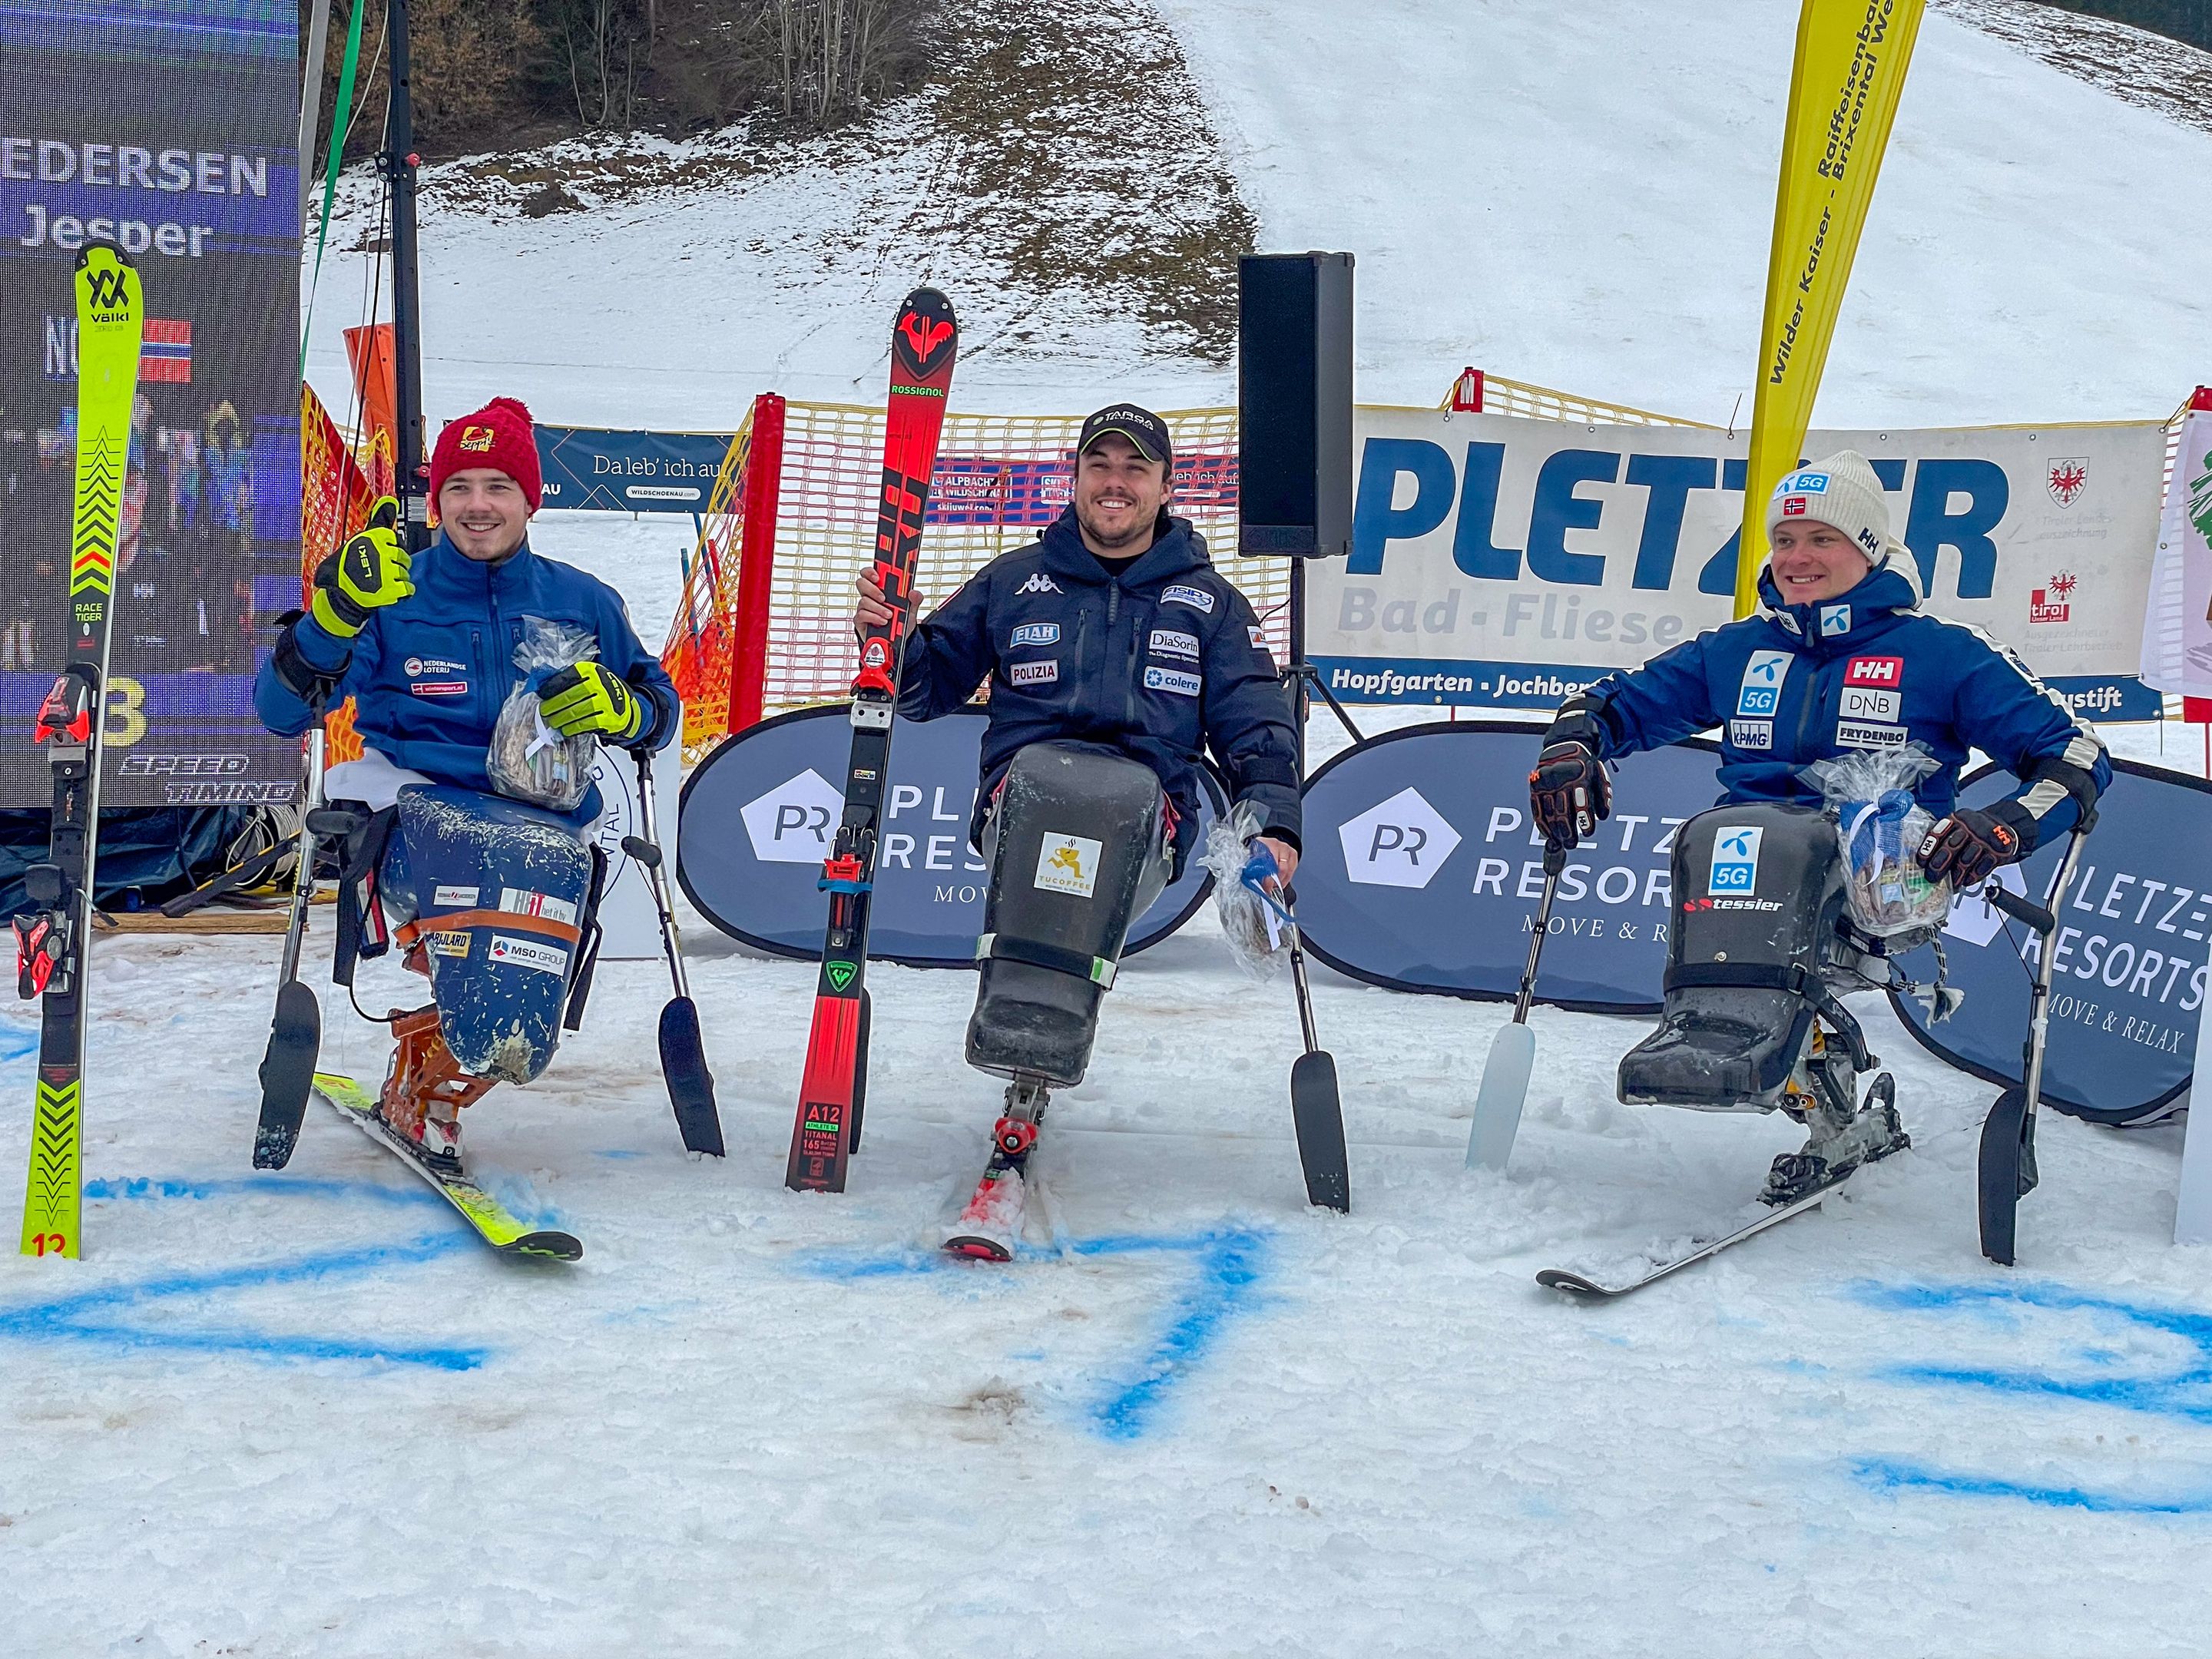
[1291,1049,1349,1213]
[253,979,323,1171]
[658,996,725,1158]
[1976,1085,2034,1267]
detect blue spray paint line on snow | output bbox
[84,1175,443,1210]
[1088,1227,1270,1441]
[1850,1458,2212,1516]
[0,1025,37,1064]
[1849,1280,2212,1423]
[0,1233,488,1370]
[799,1224,1274,1439]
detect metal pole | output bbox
[382,0,429,550]
[298,0,334,228]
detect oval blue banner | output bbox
[1295,722,1724,1012]
[676,705,1221,967]
[1888,757,2212,1124]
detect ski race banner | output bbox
[1293,723,1723,1012]
[0,0,301,807]
[1889,758,2212,1124]
[1290,724,2212,1116]
[2139,405,2212,697]
[1308,408,2167,720]
[675,707,1222,968]
[535,426,736,515]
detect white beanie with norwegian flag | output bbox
[1766,449,1897,566]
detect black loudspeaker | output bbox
[1237,251,1354,558]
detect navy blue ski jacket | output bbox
[253,533,677,821]
[896,509,1303,862]
[1563,557,2108,849]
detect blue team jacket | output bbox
[253,533,677,820]
[1579,557,2109,843]
[897,509,1303,856]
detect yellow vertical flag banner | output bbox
[1737,0,1926,616]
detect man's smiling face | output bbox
[1072,433,1170,555]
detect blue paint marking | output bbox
[1851,1458,2212,1516]
[0,1233,487,1370]
[1850,1280,2212,1423]
[85,1175,442,1210]
[801,1225,1273,1440]
[0,1025,38,1064]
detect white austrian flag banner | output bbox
[2141,409,2212,698]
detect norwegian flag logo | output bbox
[2047,458,2088,507]
[141,318,192,384]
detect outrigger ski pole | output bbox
[1466,838,1567,1171]
[1976,817,2094,1266]
[621,747,724,1157]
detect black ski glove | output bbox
[1917,806,2027,889]
[1530,740,1610,849]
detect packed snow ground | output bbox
[18,3,2212,1653]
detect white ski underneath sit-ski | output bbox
[313,1072,582,1261]
[1536,1177,1849,1300]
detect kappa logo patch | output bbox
[409,680,468,697]
[1010,622,1060,647]
[1015,572,1063,596]
[1144,665,1202,697]
[1727,718,1773,750]
[488,933,569,975]
[1735,650,1791,718]
[1161,584,1215,613]
[1845,655,1903,688]
[1008,659,1058,687]
[1148,628,1200,659]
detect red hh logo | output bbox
[1844,655,1903,688]
[2029,570,2076,624]
[2047,458,2088,508]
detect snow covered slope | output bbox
[305,0,2212,430]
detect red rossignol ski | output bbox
[786,288,959,1193]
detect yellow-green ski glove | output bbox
[310,498,413,638]
[538,661,644,743]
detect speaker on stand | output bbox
[1236,251,1363,748]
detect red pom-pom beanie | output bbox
[431,396,541,512]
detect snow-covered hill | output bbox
[306,0,2212,429]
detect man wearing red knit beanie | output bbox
[253,396,677,1175]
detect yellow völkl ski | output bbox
[18,244,141,1260]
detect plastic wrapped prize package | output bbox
[1801,743,1952,940]
[488,618,601,812]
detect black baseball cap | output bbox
[1077,404,1174,472]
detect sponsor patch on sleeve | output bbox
[1010,622,1060,647]
[1727,718,1773,750]
[409,680,468,697]
[1247,624,1267,651]
[488,934,570,975]
[1147,628,1200,658]
[498,887,578,926]
[431,885,478,908]
[1161,584,1216,613]
[1144,665,1203,697]
[1008,659,1059,687]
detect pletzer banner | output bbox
[1890,757,2212,1125]
[1293,723,1725,1012]
[674,706,1222,968]
[1310,408,2164,719]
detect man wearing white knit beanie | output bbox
[1521,447,2111,1204]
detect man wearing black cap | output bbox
[853,403,1302,1257]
